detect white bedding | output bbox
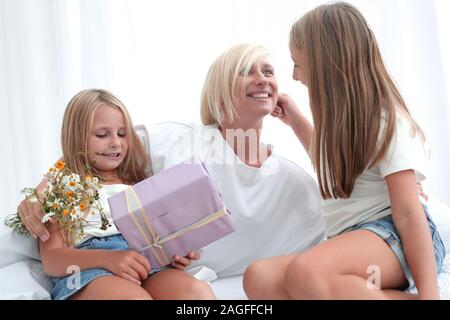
[0,261,247,300]
[2,194,450,300]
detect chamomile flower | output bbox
[6,158,106,246]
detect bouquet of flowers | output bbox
[5,160,108,245]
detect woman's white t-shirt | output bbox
[145,122,326,276]
[323,114,428,238]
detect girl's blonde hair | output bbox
[201,43,271,125]
[290,2,425,199]
[61,89,149,184]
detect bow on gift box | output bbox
[124,187,228,267]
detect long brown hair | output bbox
[290,2,425,199]
[61,89,149,184]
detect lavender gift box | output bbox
[108,159,235,270]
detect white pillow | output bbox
[0,215,40,268]
[0,260,51,300]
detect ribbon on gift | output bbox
[125,188,171,267]
[124,187,228,266]
[137,207,228,252]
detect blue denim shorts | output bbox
[344,205,446,290]
[50,234,169,300]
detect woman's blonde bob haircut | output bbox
[201,43,271,125]
[61,89,149,184]
[290,2,425,199]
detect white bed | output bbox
[1,194,450,300]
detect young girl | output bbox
[243,2,445,299]
[40,89,216,300]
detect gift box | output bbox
[108,159,235,270]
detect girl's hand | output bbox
[17,197,50,242]
[171,251,200,270]
[102,250,151,285]
[272,93,303,127]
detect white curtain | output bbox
[1,0,449,219]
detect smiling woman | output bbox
[233,59,278,126]
[200,44,279,167]
[147,42,325,278]
[201,44,277,128]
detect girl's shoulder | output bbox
[394,111,425,146]
[377,111,428,180]
[379,109,423,144]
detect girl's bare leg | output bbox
[142,268,216,300]
[284,230,413,299]
[70,275,152,300]
[244,254,298,299]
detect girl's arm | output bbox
[39,222,105,277]
[39,222,150,284]
[386,170,440,299]
[272,93,314,154]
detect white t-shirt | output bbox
[76,184,129,245]
[323,113,428,237]
[146,122,326,276]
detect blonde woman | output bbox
[147,43,325,276]
[244,2,445,300]
[39,89,215,300]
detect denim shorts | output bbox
[50,234,169,300]
[344,205,446,290]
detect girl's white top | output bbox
[77,183,128,245]
[322,113,428,238]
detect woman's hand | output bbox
[171,251,200,270]
[272,93,303,127]
[102,250,151,285]
[17,197,50,242]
